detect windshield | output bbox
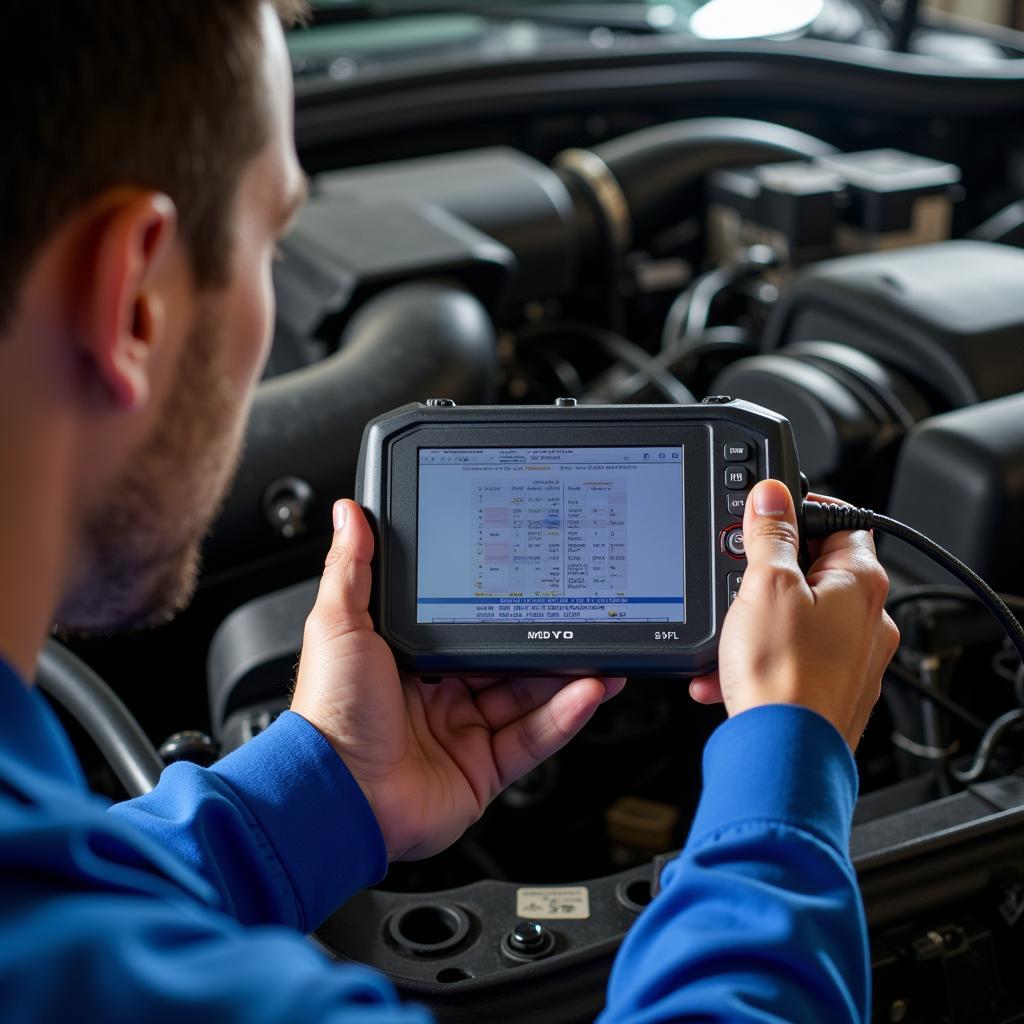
[305,0,828,40]
[288,0,871,79]
[288,1,1019,82]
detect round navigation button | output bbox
[722,527,745,559]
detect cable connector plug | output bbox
[801,500,874,539]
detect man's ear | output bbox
[76,191,179,412]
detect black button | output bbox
[724,529,745,558]
[724,442,750,462]
[725,466,749,490]
[726,493,746,517]
[727,571,744,605]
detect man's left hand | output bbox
[291,500,626,862]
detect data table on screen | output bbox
[416,447,686,624]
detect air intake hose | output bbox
[204,281,498,572]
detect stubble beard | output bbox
[55,301,249,636]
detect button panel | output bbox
[718,436,756,605]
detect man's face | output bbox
[56,5,307,633]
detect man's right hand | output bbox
[690,479,900,751]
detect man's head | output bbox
[0,1,309,635]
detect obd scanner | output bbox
[355,398,803,677]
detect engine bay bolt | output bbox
[509,925,557,954]
[510,922,546,951]
[502,920,555,961]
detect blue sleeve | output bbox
[1,872,433,1024]
[110,710,387,931]
[0,708,433,1022]
[599,705,869,1024]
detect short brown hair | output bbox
[0,0,308,328]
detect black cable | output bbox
[884,661,987,734]
[660,245,779,356]
[35,641,165,797]
[535,348,586,399]
[586,330,696,405]
[805,502,1024,783]
[803,502,1024,668]
[521,320,696,405]
[660,265,741,354]
[606,326,751,404]
[949,709,1024,784]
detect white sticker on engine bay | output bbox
[516,886,590,920]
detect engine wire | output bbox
[808,507,1024,784]
[518,320,696,405]
[884,661,987,734]
[659,244,779,357]
[949,709,1024,784]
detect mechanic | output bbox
[0,2,899,1021]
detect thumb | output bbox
[308,499,376,634]
[742,479,801,573]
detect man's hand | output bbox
[290,499,625,862]
[689,479,899,750]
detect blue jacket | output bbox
[0,656,868,1022]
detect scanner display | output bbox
[416,447,686,623]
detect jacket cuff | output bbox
[211,710,387,930]
[686,704,858,857]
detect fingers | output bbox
[473,676,626,732]
[474,677,567,731]
[491,677,607,787]
[847,611,901,748]
[743,480,801,568]
[740,480,807,604]
[806,525,889,611]
[306,499,376,642]
[600,676,628,703]
[689,672,723,705]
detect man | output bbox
[0,2,899,1021]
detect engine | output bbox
[64,110,1024,1023]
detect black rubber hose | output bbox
[36,641,164,798]
[204,281,499,573]
[587,117,838,244]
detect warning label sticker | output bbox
[515,886,590,920]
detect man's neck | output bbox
[0,406,77,684]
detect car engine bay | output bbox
[53,5,1024,1021]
